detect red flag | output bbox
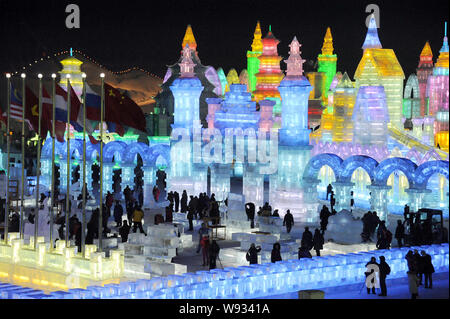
[25,86,51,138]
[104,83,146,132]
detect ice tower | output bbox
[253,25,284,115]
[427,24,449,151]
[417,42,434,116]
[169,45,206,196]
[58,53,84,96]
[270,37,317,223]
[317,27,337,101]
[247,21,263,93]
[331,72,356,143]
[354,14,405,129]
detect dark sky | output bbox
[0,0,448,79]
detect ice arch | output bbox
[339,155,378,183]
[103,141,127,163]
[372,157,417,187]
[147,144,171,168]
[122,142,150,165]
[414,160,449,190]
[303,153,343,181]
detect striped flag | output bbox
[1,83,33,129]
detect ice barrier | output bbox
[2,244,448,299]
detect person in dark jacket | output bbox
[326,184,333,200]
[298,244,312,259]
[312,228,324,256]
[301,227,313,251]
[365,257,379,295]
[415,249,425,286]
[283,209,294,233]
[119,220,131,243]
[272,209,280,217]
[320,205,331,233]
[113,200,123,227]
[173,191,180,213]
[271,243,282,263]
[420,250,435,288]
[165,205,173,223]
[394,220,405,247]
[245,202,256,228]
[246,243,261,265]
[405,250,420,299]
[209,240,220,270]
[378,256,390,296]
[187,208,194,231]
[180,190,188,213]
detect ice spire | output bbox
[179,45,196,78]
[321,27,334,55]
[435,22,449,69]
[251,21,263,52]
[182,25,197,52]
[362,14,382,50]
[284,36,305,77]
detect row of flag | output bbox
[1,80,147,143]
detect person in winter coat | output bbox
[209,240,220,269]
[180,190,188,213]
[312,228,324,256]
[301,227,313,251]
[271,243,282,263]
[165,205,173,223]
[197,223,210,253]
[113,200,123,227]
[132,206,146,235]
[320,205,331,233]
[245,202,256,229]
[405,250,420,299]
[173,191,180,213]
[298,244,312,259]
[365,257,379,295]
[119,220,131,243]
[246,243,261,265]
[378,256,391,296]
[283,210,294,233]
[187,208,194,231]
[200,235,210,267]
[420,250,435,288]
[394,220,405,247]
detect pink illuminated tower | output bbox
[427,24,449,150]
[417,42,434,116]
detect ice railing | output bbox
[0,233,124,285]
[3,243,448,299]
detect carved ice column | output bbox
[243,164,264,207]
[405,188,432,212]
[332,181,355,212]
[367,185,391,225]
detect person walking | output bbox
[246,243,261,265]
[378,256,390,296]
[200,235,210,267]
[113,200,123,227]
[181,190,188,213]
[245,202,256,229]
[405,250,420,299]
[197,223,209,253]
[271,243,282,263]
[312,228,324,256]
[301,227,313,251]
[326,184,333,201]
[283,209,294,233]
[421,250,435,289]
[132,206,146,235]
[394,220,405,247]
[173,191,180,213]
[364,257,379,295]
[119,220,131,243]
[320,205,331,233]
[209,240,220,269]
[187,208,194,231]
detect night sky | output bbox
[0,0,448,79]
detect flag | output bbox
[1,84,32,130]
[54,83,82,129]
[104,83,146,133]
[85,83,124,136]
[24,86,52,138]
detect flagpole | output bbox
[4,73,11,244]
[20,73,26,239]
[50,73,56,251]
[65,74,71,248]
[81,73,87,257]
[99,73,105,252]
[33,74,43,249]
